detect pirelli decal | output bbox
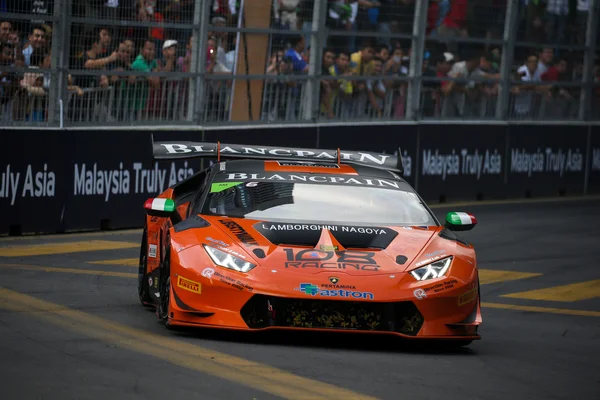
[177,276,201,294]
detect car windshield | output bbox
[200,180,437,226]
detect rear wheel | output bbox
[137,228,153,306]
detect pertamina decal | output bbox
[177,276,201,294]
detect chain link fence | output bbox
[1,0,599,127]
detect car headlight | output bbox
[410,256,453,281]
[203,245,256,273]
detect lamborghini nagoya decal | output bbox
[137,139,482,346]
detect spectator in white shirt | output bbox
[513,54,543,116]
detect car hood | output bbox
[187,216,442,276]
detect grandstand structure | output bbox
[0,0,598,127]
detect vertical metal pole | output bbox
[48,0,65,126]
[186,0,202,123]
[406,0,429,121]
[495,0,519,119]
[305,0,327,121]
[191,0,210,125]
[579,0,598,121]
[227,1,246,119]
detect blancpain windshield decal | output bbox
[255,222,398,249]
[222,173,400,189]
[421,149,502,181]
[0,164,56,206]
[510,148,583,177]
[73,161,194,201]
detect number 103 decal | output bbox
[283,249,380,271]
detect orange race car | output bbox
[138,139,482,345]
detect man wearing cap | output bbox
[160,40,178,72]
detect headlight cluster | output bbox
[203,245,256,273]
[410,256,453,281]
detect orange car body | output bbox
[139,141,482,343]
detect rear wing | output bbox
[151,136,404,174]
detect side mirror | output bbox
[444,212,477,231]
[144,198,181,224]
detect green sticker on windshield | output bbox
[210,182,242,193]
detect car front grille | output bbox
[240,295,423,336]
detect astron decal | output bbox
[0,164,56,206]
[74,162,194,201]
[223,173,400,189]
[421,149,502,181]
[592,148,600,171]
[511,148,583,177]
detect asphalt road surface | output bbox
[1,197,599,400]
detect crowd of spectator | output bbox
[0,0,599,123]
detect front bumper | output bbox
[166,266,482,340]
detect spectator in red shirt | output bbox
[541,58,567,82]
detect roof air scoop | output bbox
[314,228,346,253]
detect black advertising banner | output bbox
[417,125,506,201]
[507,125,587,197]
[317,125,419,186]
[0,130,203,235]
[62,130,203,231]
[0,131,68,234]
[588,126,600,194]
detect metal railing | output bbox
[0,0,599,128]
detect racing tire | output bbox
[137,228,153,306]
[157,234,174,329]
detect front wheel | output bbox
[137,228,153,306]
[157,236,173,328]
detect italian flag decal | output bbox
[144,198,176,212]
[446,212,477,225]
